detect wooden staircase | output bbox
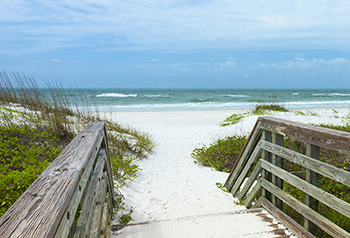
[225,116,350,238]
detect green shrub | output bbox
[219,103,288,127]
[0,125,68,216]
[191,135,247,172]
[253,103,288,114]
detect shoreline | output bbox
[98,107,350,114]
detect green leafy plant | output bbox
[192,135,247,172]
[119,208,133,224]
[253,103,288,114]
[233,198,244,206]
[110,156,141,186]
[219,103,288,127]
[0,124,66,216]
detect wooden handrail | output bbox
[225,116,350,237]
[0,122,114,238]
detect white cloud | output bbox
[220,60,237,67]
[330,58,348,64]
[259,57,350,70]
[2,0,350,55]
[51,58,60,63]
[151,58,159,62]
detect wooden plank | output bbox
[101,128,113,216]
[106,197,112,238]
[236,160,262,200]
[90,172,108,238]
[261,179,350,238]
[243,179,262,208]
[304,144,320,235]
[0,122,106,238]
[100,200,109,238]
[258,116,350,154]
[257,196,315,238]
[101,134,114,205]
[224,121,263,191]
[262,130,272,201]
[259,140,350,187]
[261,160,350,220]
[271,133,284,210]
[73,151,106,238]
[55,142,104,238]
[230,145,262,196]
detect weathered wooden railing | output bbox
[0,122,114,238]
[225,116,350,238]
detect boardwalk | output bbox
[106,111,293,238]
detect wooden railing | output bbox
[225,116,350,238]
[0,122,114,238]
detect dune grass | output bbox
[219,103,288,127]
[0,71,155,221]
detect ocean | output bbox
[60,88,350,112]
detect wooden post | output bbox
[304,143,320,235]
[262,130,272,201]
[272,133,284,210]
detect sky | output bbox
[1,0,350,88]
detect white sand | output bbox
[102,109,349,238]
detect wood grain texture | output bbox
[230,145,262,196]
[224,120,262,190]
[236,160,262,200]
[261,179,350,238]
[271,133,284,210]
[73,151,106,238]
[243,179,261,208]
[259,140,350,187]
[90,172,108,238]
[55,136,104,238]
[0,122,106,238]
[259,116,350,154]
[257,197,315,238]
[261,160,350,220]
[100,200,109,238]
[262,130,272,201]
[304,144,320,235]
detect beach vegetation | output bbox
[119,208,133,225]
[191,135,247,172]
[219,103,288,127]
[0,124,64,216]
[233,198,244,206]
[293,110,305,116]
[253,103,288,114]
[0,70,155,224]
[219,112,250,127]
[215,182,229,192]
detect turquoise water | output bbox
[57,88,350,112]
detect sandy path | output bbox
[108,111,240,221]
